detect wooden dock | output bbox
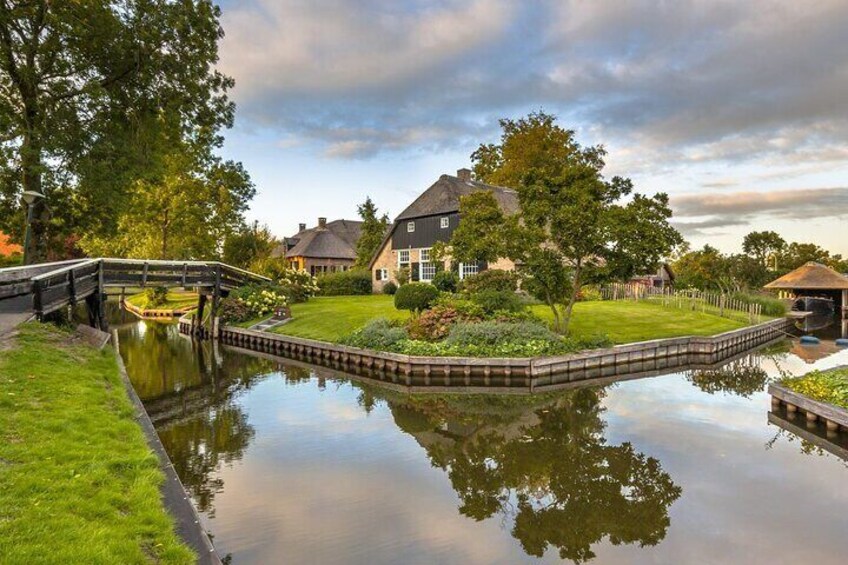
[768,383,848,435]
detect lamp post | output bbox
[21,190,45,265]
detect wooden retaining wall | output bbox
[179,317,794,391]
[123,300,194,319]
[769,383,848,435]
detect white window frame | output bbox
[440,217,449,229]
[419,248,435,282]
[459,262,479,280]
[407,221,415,233]
[398,249,410,269]
[380,268,388,280]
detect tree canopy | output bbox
[354,196,389,268]
[454,112,682,333]
[0,0,242,262]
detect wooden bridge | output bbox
[0,259,269,334]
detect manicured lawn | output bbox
[780,367,848,409]
[275,295,409,341]
[126,289,198,311]
[531,300,746,344]
[273,295,745,344]
[0,324,194,564]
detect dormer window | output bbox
[407,221,415,233]
[440,217,449,229]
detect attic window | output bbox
[407,221,415,233]
[440,217,449,229]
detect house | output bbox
[273,217,362,276]
[369,169,518,292]
[630,263,675,289]
[764,261,848,311]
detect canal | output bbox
[116,319,848,564]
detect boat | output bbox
[791,296,835,315]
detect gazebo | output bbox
[764,261,848,312]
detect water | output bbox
[116,320,848,564]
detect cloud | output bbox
[670,187,848,233]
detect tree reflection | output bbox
[378,387,682,563]
[688,355,770,398]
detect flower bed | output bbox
[779,367,848,409]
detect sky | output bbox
[214,0,848,255]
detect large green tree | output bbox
[354,196,389,268]
[0,0,235,262]
[458,112,682,333]
[742,231,785,267]
[223,221,278,269]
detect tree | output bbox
[354,197,389,268]
[457,112,682,334]
[223,221,278,269]
[742,231,785,267]
[79,156,254,260]
[0,1,235,262]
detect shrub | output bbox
[382,281,398,295]
[340,318,408,350]
[460,269,518,294]
[405,305,482,341]
[218,297,254,323]
[249,257,319,302]
[433,294,486,318]
[144,286,169,308]
[395,267,410,286]
[471,289,525,315]
[577,286,602,302]
[446,320,561,349]
[432,270,459,293]
[394,282,440,313]
[231,284,288,318]
[731,292,786,317]
[317,270,372,296]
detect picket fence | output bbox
[600,284,764,324]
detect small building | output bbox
[630,263,675,289]
[369,169,518,292]
[273,218,362,276]
[764,261,848,311]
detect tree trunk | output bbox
[21,128,47,264]
[561,265,583,335]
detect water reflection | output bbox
[116,320,848,564]
[379,387,681,562]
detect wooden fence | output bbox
[600,284,764,324]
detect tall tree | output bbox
[354,196,389,268]
[223,221,277,269]
[742,231,785,267]
[456,112,682,333]
[0,1,235,262]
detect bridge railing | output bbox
[31,259,103,317]
[0,259,87,301]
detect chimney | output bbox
[457,168,472,182]
[298,223,306,232]
[318,217,327,229]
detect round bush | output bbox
[382,281,398,295]
[460,269,518,294]
[432,270,459,293]
[471,289,524,315]
[394,282,440,312]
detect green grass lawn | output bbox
[126,290,198,311]
[274,295,409,341]
[0,324,194,564]
[531,300,746,344]
[273,295,745,344]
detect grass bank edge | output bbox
[0,323,195,564]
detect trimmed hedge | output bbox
[317,270,372,296]
[382,281,398,295]
[460,269,518,294]
[394,282,440,312]
[432,270,459,293]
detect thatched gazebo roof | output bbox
[764,262,848,290]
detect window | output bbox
[407,221,415,233]
[419,248,435,282]
[440,217,449,229]
[380,268,388,280]
[459,262,479,280]
[398,249,410,268]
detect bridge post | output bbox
[194,294,207,338]
[97,261,108,332]
[211,264,222,340]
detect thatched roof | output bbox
[396,174,519,220]
[764,262,848,290]
[273,219,362,260]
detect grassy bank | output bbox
[272,295,745,344]
[780,367,848,409]
[126,290,198,311]
[0,324,194,564]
